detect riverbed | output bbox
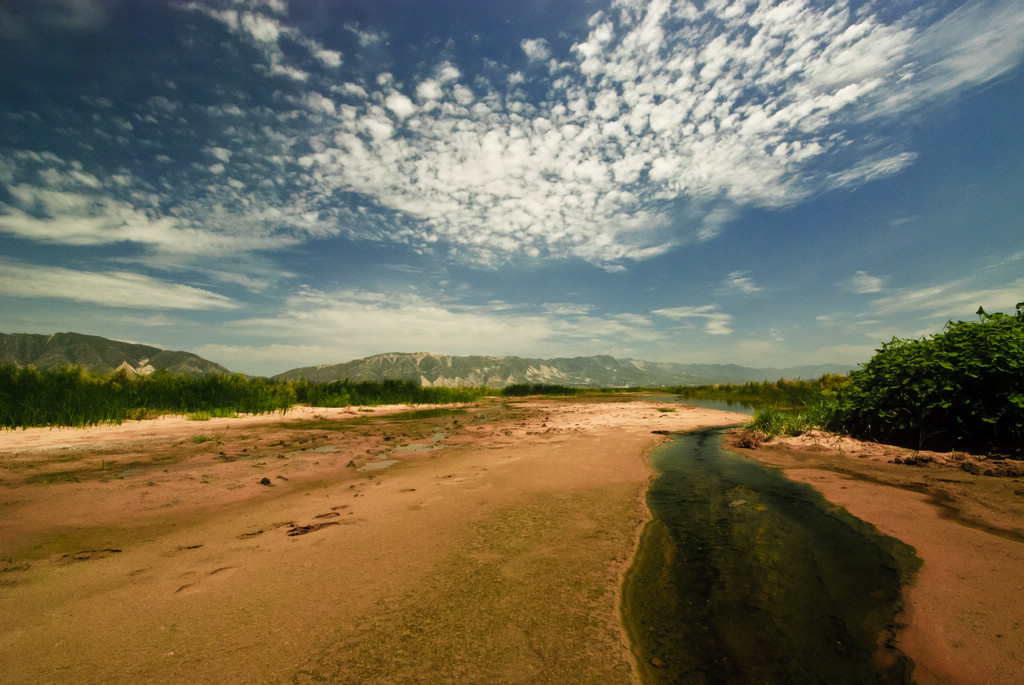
[623,426,918,684]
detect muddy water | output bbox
[623,427,920,684]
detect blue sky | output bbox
[1,0,1022,376]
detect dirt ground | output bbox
[5,399,1023,684]
[728,429,1024,685]
[0,397,748,683]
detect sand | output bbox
[729,429,1024,685]
[5,399,1022,683]
[0,397,747,683]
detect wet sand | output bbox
[0,398,747,683]
[729,430,1024,685]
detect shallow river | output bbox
[622,426,920,684]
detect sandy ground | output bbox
[0,397,748,683]
[6,400,1022,684]
[729,429,1024,685]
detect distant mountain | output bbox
[0,332,231,378]
[0,334,854,385]
[273,352,853,388]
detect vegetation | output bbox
[0,367,295,428]
[747,405,836,437]
[290,378,488,407]
[831,304,1024,452]
[673,376,849,410]
[742,304,1024,454]
[0,369,487,429]
[11,303,1021,449]
[501,383,580,397]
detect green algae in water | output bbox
[623,427,920,684]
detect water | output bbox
[622,427,919,684]
[656,396,756,416]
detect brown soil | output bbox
[728,429,1024,685]
[0,398,748,683]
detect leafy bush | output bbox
[833,303,1024,452]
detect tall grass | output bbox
[0,366,295,428]
[0,368,489,429]
[501,383,580,397]
[673,375,849,410]
[748,401,841,437]
[290,378,489,407]
[673,376,848,438]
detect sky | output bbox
[1,0,1022,377]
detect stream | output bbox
[622,426,920,684]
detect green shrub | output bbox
[833,303,1024,452]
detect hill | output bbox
[0,332,231,378]
[273,352,851,387]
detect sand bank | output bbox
[730,430,1024,685]
[0,398,746,683]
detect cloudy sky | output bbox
[1,0,1022,376]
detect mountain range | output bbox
[274,352,851,387]
[0,332,231,378]
[1,332,853,386]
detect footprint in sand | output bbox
[174,565,238,594]
[61,548,122,563]
[286,521,340,536]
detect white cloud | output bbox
[209,146,232,162]
[829,152,918,189]
[651,305,734,335]
[0,181,319,257]
[869,277,1024,320]
[317,48,342,68]
[384,92,416,119]
[270,62,309,82]
[720,270,763,296]
[521,38,551,62]
[223,288,667,360]
[16,0,1018,274]
[0,260,238,310]
[845,271,885,294]
[0,185,181,247]
[897,0,1024,110]
[267,0,967,266]
[416,79,443,101]
[306,92,336,115]
[240,12,280,43]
